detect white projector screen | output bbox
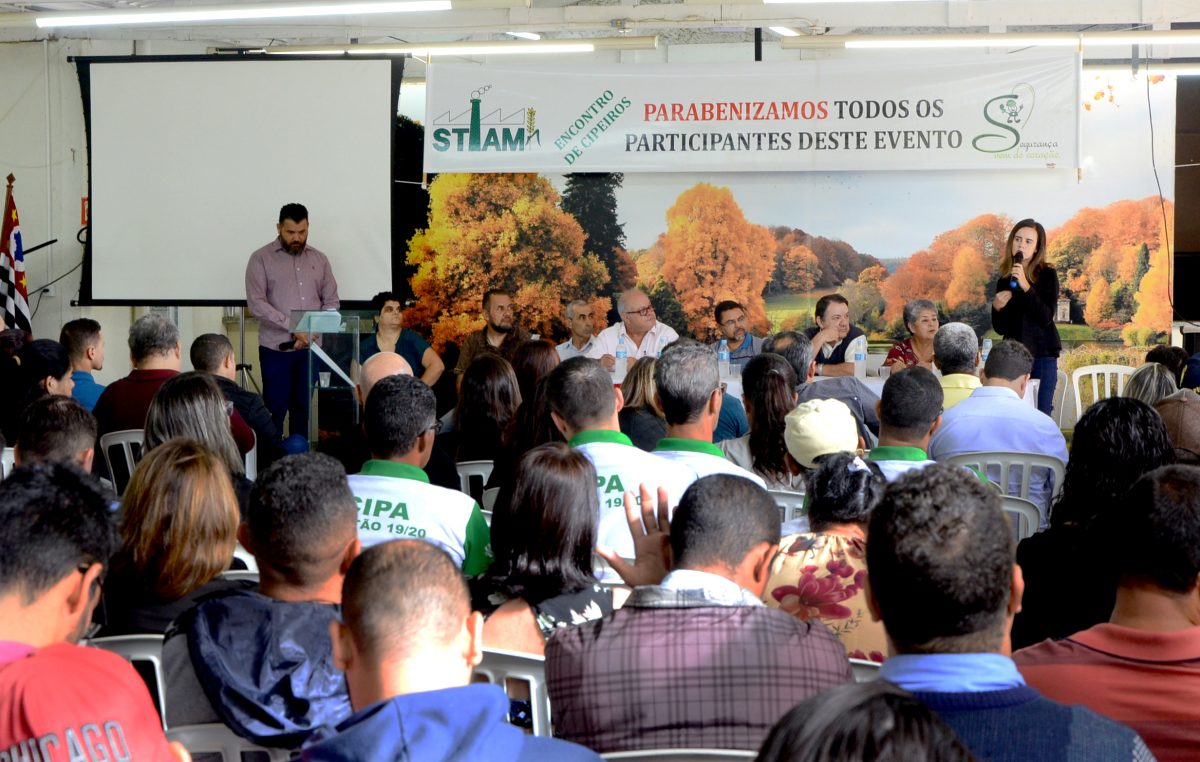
[86,57,394,303]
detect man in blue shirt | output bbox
[867,464,1153,762]
[59,318,105,412]
[710,300,763,370]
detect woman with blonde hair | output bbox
[97,438,244,635]
[618,356,667,451]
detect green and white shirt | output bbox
[347,460,492,575]
[653,437,767,488]
[866,445,938,482]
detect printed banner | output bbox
[424,54,1079,173]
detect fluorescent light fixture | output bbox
[781,30,1200,50]
[36,1,450,29]
[506,32,542,41]
[763,0,928,3]
[266,36,659,56]
[769,26,801,37]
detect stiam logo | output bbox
[430,85,542,153]
[972,84,1036,154]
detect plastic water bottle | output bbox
[614,334,628,377]
[717,339,731,378]
[981,338,993,365]
[851,335,868,379]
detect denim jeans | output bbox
[1030,356,1058,417]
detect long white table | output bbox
[721,372,1039,410]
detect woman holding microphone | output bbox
[991,218,1061,416]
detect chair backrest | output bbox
[765,488,807,528]
[1000,495,1042,542]
[0,447,14,479]
[233,543,259,572]
[1071,364,1133,428]
[244,429,257,480]
[601,750,757,760]
[167,724,292,762]
[456,459,494,503]
[88,634,167,729]
[941,451,1065,506]
[99,429,146,497]
[1051,369,1071,429]
[474,648,552,737]
[220,569,261,584]
[849,658,882,683]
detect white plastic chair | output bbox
[456,459,494,503]
[167,724,291,761]
[244,430,257,480]
[1051,369,1070,429]
[482,486,500,511]
[1070,364,1133,428]
[474,648,553,737]
[99,429,145,496]
[89,634,167,729]
[766,488,807,527]
[602,751,756,760]
[220,569,260,584]
[0,447,14,479]
[1001,495,1042,542]
[849,658,882,683]
[942,451,1065,508]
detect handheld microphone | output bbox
[1009,252,1024,290]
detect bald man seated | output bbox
[303,540,601,761]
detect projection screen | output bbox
[81,57,396,304]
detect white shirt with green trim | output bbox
[653,437,768,488]
[347,460,492,575]
[569,429,697,561]
[867,445,938,482]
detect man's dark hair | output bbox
[983,339,1033,381]
[59,318,101,363]
[763,331,814,383]
[248,453,357,586]
[483,288,511,310]
[714,300,744,325]
[546,356,616,430]
[1146,345,1189,381]
[342,540,468,661]
[279,203,308,224]
[655,340,719,425]
[671,475,780,570]
[189,333,234,373]
[370,291,402,313]
[15,396,97,465]
[878,367,943,439]
[867,463,1013,653]
[814,293,849,320]
[364,374,436,459]
[0,463,116,604]
[1119,465,1200,593]
[128,312,179,363]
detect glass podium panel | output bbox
[290,310,368,446]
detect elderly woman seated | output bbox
[883,299,939,371]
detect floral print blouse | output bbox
[763,532,888,663]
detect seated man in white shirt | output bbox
[346,374,491,575]
[587,288,679,370]
[546,356,696,562]
[929,340,1067,528]
[556,299,598,361]
[651,340,766,487]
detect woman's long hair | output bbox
[743,353,798,481]
[144,371,244,477]
[454,353,522,459]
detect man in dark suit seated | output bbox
[191,332,286,466]
[802,293,866,377]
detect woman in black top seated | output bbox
[1012,397,1175,648]
[618,357,667,451]
[437,353,521,464]
[471,442,613,655]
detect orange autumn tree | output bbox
[658,183,775,339]
[1128,239,1173,339]
[944,246,991,310]
[406,173,610,349]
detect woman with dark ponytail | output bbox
[719,353,800,490]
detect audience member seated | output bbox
[144,371,254,517]
[14,394,96,471]
[651,341,766,486]
[60,317,106,412]
[803,293,866,378]
[932,322,981,410]
[617,356,667,451]
[0,463,188,761]
[867,367,941,481]
[547,475,851,753]
[92,312,181,442]
[869,464,1153,761]
[1,338,72,443]
[1178,347,1200,391]
[1013,398,1176,649]
[720,353,803,491]
[1124,361,1178,407]
[190,332,286,466]
[346,374,490,574]
[767,330,879,445]
[547,356,694,564]
[883,299,939,371]
[782,399,865,503]
[1155,385,1200,463]
[1016,464,1200,761]
[303,541,601,761]
[764,452,888,662]
[471,443,613,655]
[359,290,444,387]
[96,439,243,636]
[511,339,560,404]
[489,340,563,489]
[454,288,530,385]
[588,287,679,370]
[711,299,764,370]
[929,339,1068,527]
[755,681,974,762]
[164,453,358,746]
[438,353,521,463]
[1146,344,1189,385]
[556,298,598,361]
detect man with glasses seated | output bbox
[588,288,679,371]
[710,300,763,370]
